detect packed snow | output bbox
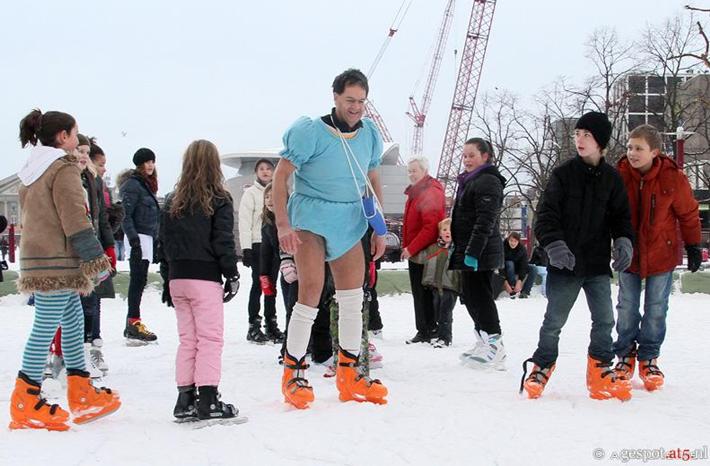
[1,262,709,466]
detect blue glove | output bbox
[464,255,479,271]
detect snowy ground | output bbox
[1,265,709,466]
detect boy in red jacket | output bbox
[614,124,702,391]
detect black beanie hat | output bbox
[575,112,612,150]
[133,148,156,166]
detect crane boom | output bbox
[407,0,456,155]
[436,0,497,199]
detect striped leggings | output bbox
[21,291,86,384]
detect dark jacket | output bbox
[260,219,283,281]
[504,242,528,279]
[119,170,160,241]
[534,156,634,277]
[159,194,238,283]
[450,164,506,271]
[82,171,116,298]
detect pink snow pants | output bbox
[170,279,224,387]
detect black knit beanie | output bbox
[133,148,156,166]
[575,112,612,150]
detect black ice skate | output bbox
[173,385,198,422]
[124,320,158,345]
[174,386,247,429]
[246,324,270,345]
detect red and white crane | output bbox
[406,0,456,156]
[436,0,498,199]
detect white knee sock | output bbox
[286,302,317,360]
[336,288,364,354]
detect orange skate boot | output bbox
[586,356,632,401]
[282,352,314,409]
[614,347,637,382]
[336,348,387,404]
[638,359,664,391]
[520,358,555,399]
[9,372,70,431]
[67,370,121,424]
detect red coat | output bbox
[618,155,701,278]
[402,175,445,256]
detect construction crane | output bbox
[364,0,413,144]
[436,0,498,199]
[406,0,456,156]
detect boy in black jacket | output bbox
[522,112,635,401]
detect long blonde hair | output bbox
[170,139,229,217]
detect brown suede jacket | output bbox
[18,154,110,294]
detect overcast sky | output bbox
[0,0,690,193]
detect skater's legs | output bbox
[171,280,198,387]
[59,293,87,372]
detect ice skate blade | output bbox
[462,359,507,371]
[175,416,248,429]
[125,338,157,347]
[338,393,388,405]
[9,419,70,431]
[73,401,121,424]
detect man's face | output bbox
[256,162,273,184]
[407,162,427,185]
[333,84,367,129]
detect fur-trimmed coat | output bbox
[17,147,110,295]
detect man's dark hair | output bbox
[332,68,369,96]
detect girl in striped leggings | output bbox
[9,109,120,431]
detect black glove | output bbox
[129,238,143,265]
[223,275,240,303]
[544,240,576,271]
[612,237,633,272]
[242,249,253,268]
[686,245,702,273]
[162,284,174,308]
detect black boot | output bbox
[246,322,269,344]
[197,386,238,420]
[173,385,197,421]
[264,320,285,344]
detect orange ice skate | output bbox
[587,356,632,401]
[282,352,314,409]
[520,358,555,399]
[9,372,70,431]
[67,370,121,424]
[639,359,664,391]
[336,348,387,404]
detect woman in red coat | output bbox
[401,156,445,344]
[614,124,702,392]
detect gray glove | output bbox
[612,237,633,272]
[544,240,576,271]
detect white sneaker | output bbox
[84,343,104,379]
[459,330,486,361]
[90,339,108,373]
[463,332,506,371]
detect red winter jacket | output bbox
[618,154,701,278]
[402,175,446,256]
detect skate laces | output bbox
[519,358,552,394]
[641,360,663,377]
[338,357,382,386]
[27,386,60,415]
[285,358,311,389]
[594,360,616,380]
[135,322,154,336]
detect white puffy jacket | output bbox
[238,181,265,249]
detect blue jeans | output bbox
[613,271,673,361]
[504,260,517,287]
[116,240,125,261]
[532,271,615,368]
[521,264,547,296]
